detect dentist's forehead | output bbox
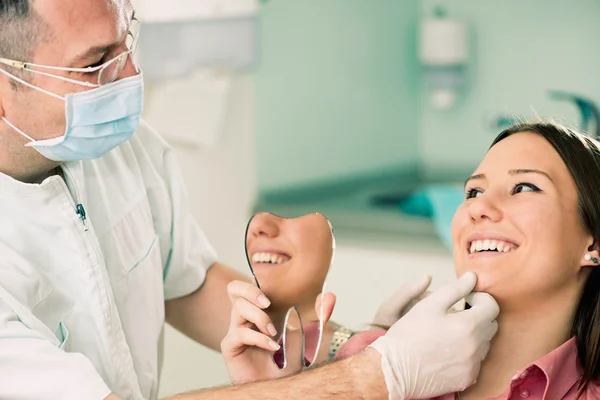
[33,0,133,65]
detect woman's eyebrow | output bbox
[464,173,484,187]
[464,169,554,188]
[509,168,554,183]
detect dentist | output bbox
[0,1,499,399]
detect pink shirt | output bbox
[430,338,600,400]
[340,333,600,399]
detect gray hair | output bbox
[0,0,48,86]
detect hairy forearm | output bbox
[164,349,387,400]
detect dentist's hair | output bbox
[0,0,48,81]
[492,120,600,393]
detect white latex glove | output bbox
[372,275,433,327]
[368,271,499,400]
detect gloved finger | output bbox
[227,280,271,309]
[476,331,493,361]
[421,271,477,313]
[315,292,336,326]
[373,274,432,323]
[221,327,281,357]
[464,292,500,322]
[483,319,499,343]
[231,297,277,338]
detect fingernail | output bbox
[269,340,281,351]
[267,323,278,336]
[258,295,271,308]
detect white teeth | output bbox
[251,252,288,264]
[469,239,515,254]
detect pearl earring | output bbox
[585,253,599,263]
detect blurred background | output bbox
[131,0,600,396]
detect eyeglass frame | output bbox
[0,13,140,88]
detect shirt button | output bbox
[520,390,530,398]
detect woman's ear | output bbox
[582,239,600,267]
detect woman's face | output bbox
[452,132,594,308]
[245,212,334,311]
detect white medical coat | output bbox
[0,120,218,400]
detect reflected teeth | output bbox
[251,252,289,264]
[469,239,516,254]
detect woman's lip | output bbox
[467,250,514,258]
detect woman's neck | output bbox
[459,290,579,399]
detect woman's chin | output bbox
[456,268,499,293]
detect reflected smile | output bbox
[251,252,291,265]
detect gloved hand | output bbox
[368,271,499,399]
[372,275,433,327]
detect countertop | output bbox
[252,165,471,255]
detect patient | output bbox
[342,120,600,398]
[439,121,600,398]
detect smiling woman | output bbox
[434,121,600,399]
[334,120,600,399]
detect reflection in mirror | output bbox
[245,212,335,369]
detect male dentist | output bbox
[0,0,499,399]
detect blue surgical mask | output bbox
[0,70,143,162]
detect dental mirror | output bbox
[244,212,336,370]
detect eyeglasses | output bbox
[0,13,140,87]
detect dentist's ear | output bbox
[582,240,600,267]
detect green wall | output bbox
[419,0,600,177]
[256,0,600,191]
[256,0,420,191]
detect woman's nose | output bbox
[467,195,502,223]
[249,213,281,238]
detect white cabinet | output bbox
[326,242,455,330]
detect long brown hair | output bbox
[492,121,600,393]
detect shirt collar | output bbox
[0,160,83,198]
[431,337,584,400]
[522,337,581,398]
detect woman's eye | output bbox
[465,188,482,199]
[512,182,541,194]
